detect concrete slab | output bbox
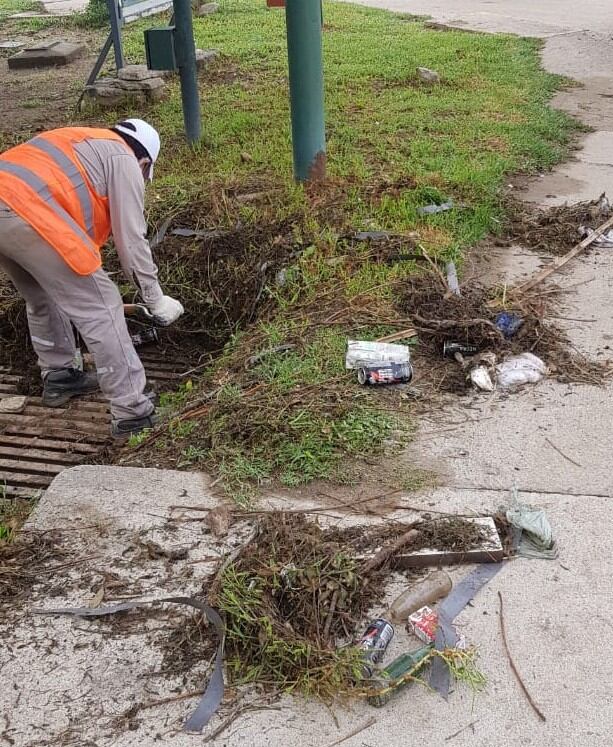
[7,40,86,70]
[2,466,612,746]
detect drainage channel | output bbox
[0,350,189,498]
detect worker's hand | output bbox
[148,295,184,327]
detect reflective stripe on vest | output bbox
[29,136,95,240]
[0,160,99,260]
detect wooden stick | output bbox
[361,526,420,574]
[376,327,418,343]
[498,592,546,722]
[545,437,582,468]
[512,215,613,296]
[326,717,377,747]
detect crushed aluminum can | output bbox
[443,341,479,359]
[357,362,413,386]
[357,618,395,678]
[130,327,159,347]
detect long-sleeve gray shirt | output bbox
[74,137,164,306]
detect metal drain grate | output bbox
[0,352,190,498]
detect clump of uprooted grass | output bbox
[208,513,487,699]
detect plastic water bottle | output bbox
[387,570,452,623]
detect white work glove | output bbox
[148,295,184,327]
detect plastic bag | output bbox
[496,353,547,389]
[470,365,495,392]
[506,489,558,559]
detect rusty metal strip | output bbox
[0,352,189,497]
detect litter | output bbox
[389,570,452,623]
[446,261,461,296]
[496,353,547,388]
[418,200,453,215]
[443,341,479,360]
[357,362,413,386]
[578,225,613,248]
[352,230,391,241]
[357,618,395,678]
[408,605,439,643]
[495,311,523,338]
[506,491,558,559]
[346,340,411,370]
[470,365,495,392]
[367,646,432,706]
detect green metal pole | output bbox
[285,0,326,182]
[172,0,201,145]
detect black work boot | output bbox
[111,411,158,440]
[42,368,99,408]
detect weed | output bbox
[127,429,153,447]
[178,444,207,467]
[169,418,198,439]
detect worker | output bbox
[0,119,183,437]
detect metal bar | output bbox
[0,435,100,454]
[0,458,66,475]
[285,0,326,182]
[172,0,201,145]
[106,0,125,71]
[0,472,52,488]
[0,447,83,465]
[86,32,113,87]
[3,425,109,444]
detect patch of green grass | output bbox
[0,0,42,19]
[0,497,33,542]
[114,0,579,500]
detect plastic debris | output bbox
[446,261,460,296]
[578,225,613,248]
[346,340,411,370]
[496,352,547,388]
[506,489,558,559]
[417,200,453,216]
[495,311,523,338]
[470,365,495,391]
[388,570,452,623]
[352,230,391,241]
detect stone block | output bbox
[117,64,161,81]
[196,2,219,16]
[416,66,441,84]
[117,76,165,93]
[195,48,220,70]
[8,40,85,70]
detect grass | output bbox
[0,497,33,542]
[115,0,580,500]
[0,0,42,18]
[2,0,580,501]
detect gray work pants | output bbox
[0,202,153,421]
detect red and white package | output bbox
[408,605,438,643]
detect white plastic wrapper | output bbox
[345,340,411,370]
[496,352,547,388]
[470,365,495,392]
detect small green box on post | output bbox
[144,27,177,71]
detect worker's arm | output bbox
[105,153,165,305]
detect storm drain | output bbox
[0,350,189,498]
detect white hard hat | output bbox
[114,118,161,180]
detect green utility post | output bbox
[285,0,326,182]
[172,0,201,145]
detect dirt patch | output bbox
[0,529,66,611]
[501,194,612,255]
[0,26,106,139]
[398,272,608,392]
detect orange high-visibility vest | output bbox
[0,127,132,276]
